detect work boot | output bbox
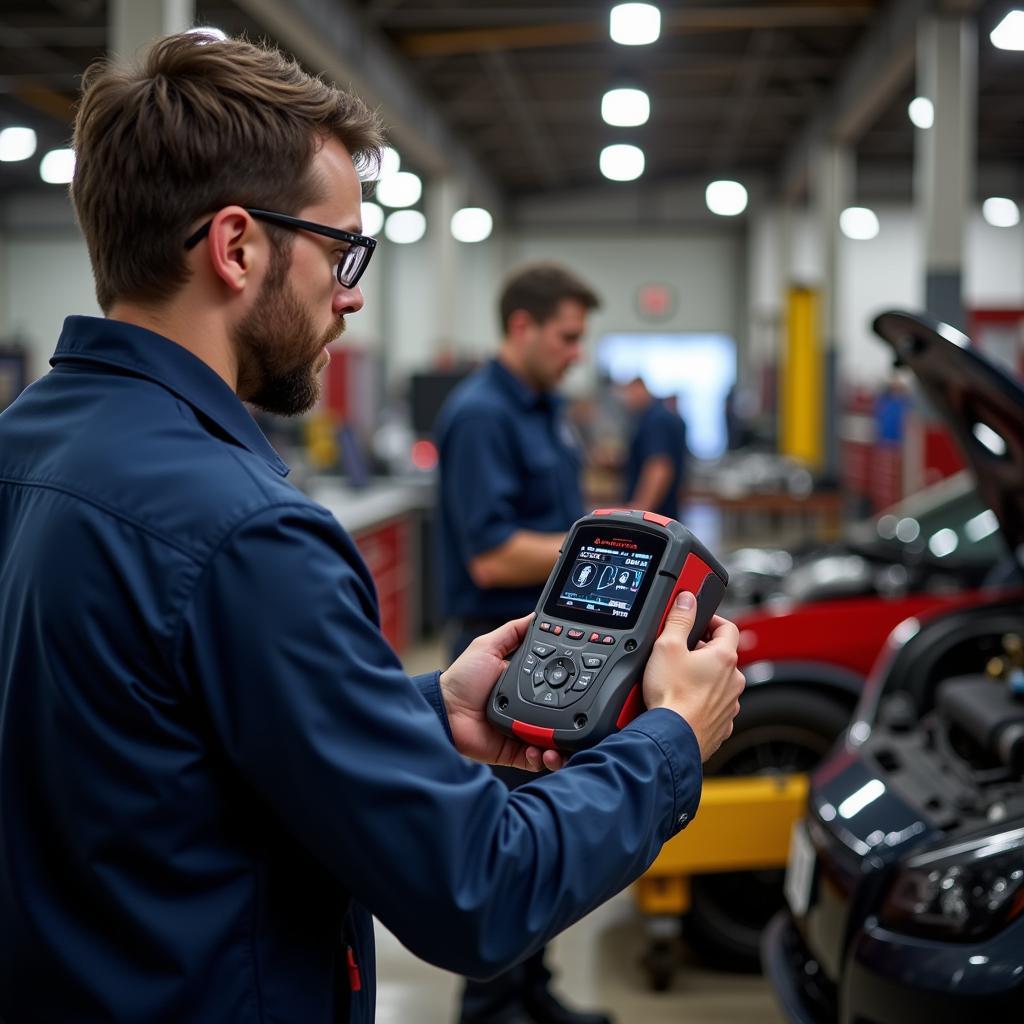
[522,987,614,1024]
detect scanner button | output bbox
[532,642,556,658]
[538,689,557,706]
[571,672,594,692]
[544,657,575,688]
[601,635,616,646]
[582,654,605,670]
[533,668,547,687]
[538,621,552,632]
[567,628,586,640]
[522,653,537,672]
[589,632,601,643]
[551,624,563,636]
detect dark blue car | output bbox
[763,312,1024,1022]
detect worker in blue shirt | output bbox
[436,264,613,1024]
[621,377,689,521]
[0,33,744,1024]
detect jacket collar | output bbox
[50,315,289,476]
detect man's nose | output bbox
[334,285,364,316]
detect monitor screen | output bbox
[543,525,667,630]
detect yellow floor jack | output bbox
[634,773,809,989]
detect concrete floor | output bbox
[388,638,786,1024]
[374,890,783,1024]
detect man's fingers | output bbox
[488,613,534,658]
[662,591,697,635]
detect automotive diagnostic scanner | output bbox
[487,509,728,753]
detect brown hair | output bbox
[498,263,600,333]
[71,32,384,311]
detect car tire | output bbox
[685,685,853,971]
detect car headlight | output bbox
[879,826,1024,941]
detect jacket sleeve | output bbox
[174,502,702,979]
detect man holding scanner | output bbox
[0,32,744,1024]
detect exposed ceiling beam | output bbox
[396,5,876,58]
[233,0,502,209]
[481,50,560,189]
[708,29,777,172]
[778,0,984,199]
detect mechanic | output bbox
[621,376,689,521]
[436,265,616,1024]
[0,34,744,1024]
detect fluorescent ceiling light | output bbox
[0,126,37,162]
[982,197,1021,228]
[376,170,422,208]
[186,26,228,42]
[973,422,1006,456]
[450,207,493,243]
[378,146,401,179]
[705,179,748,216]
[601,87,650,127]
[599,143,644,182]
[361,202,384,237]
[928,528,959,558]
[990,10,1024,50]
[384,209,426,244]
[39,148,75,184]
[840,206,879,240]
[907,96,934,129]
[838,779,885,819]
[610,4,661,46]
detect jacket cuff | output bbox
[624,708,703,838]
[412,670,454,745]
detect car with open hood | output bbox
[761,311,1024,1021]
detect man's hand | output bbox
[440,616,566,772]
[642,592,745,762]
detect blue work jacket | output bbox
[436,359,584,621]
[0,317,702,1023]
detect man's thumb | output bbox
[664,590,697,634]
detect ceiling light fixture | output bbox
[840,206,880,240]
[384,209,426,244]
[186,26,228,42]
[599,143,645,182]
[705,180,748,216]
[601,87,650,127]
[990,9,1024,50]
[376,170,422,208]
[378,146,401,179]
[361,202,385,237]
[39,148,75,185]
[450,207,493,243]
[0,127,37,162]
[610,4,661,46]
[907,96,934,129]
[982,197,1021,228]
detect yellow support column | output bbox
[781,286,823,469]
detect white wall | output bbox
[747,202,1024,390]
[3,191,1021,396]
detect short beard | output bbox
[233,244,344,417]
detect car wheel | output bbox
[685,686,852,971]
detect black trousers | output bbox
[448,622,552,1017]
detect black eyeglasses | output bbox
[184,207,377,288]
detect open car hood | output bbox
[873,311,1024,560]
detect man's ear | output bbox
[505,308,538,342]
[204,206,260,294]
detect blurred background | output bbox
[1,2,1022,1021]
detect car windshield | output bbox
[846,470,1005,566]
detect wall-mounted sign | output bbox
[636,283,676,321]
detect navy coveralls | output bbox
[624,401,688,521]
[436,357,584,628]
[0,319,702,1023]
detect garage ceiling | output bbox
[0,0,1021,204]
